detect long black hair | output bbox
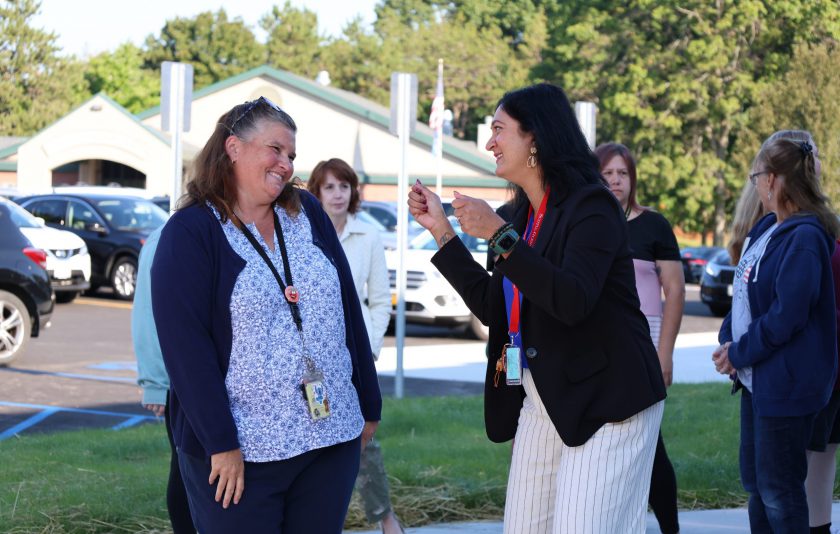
[498,83,605,206]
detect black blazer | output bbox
[432,184,666,446]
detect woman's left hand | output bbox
[451,192,506,240]
[361,421,379,451]
[712,342,734,375]
[210,448,245,509]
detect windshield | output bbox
[1,198,43,228]
[355,210,387,231]
[410,217,488,254]
[94,197,168,232]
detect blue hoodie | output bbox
[719,212,837,417]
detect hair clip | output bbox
[799,142,813,158]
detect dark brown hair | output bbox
[181,97,301,221]
[306,158,361,214]
[594,142,643,213]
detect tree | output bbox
[0,0,86,135]
[738,42,840,204]
[143,9,263,88]
[327,1,532,140]
[261,2,323,78]
[84,43,158,113]
[537,0,840,243]
[321,18,400,106]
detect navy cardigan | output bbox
[719,212,837,417]
[151,191,382,459]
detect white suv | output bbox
[2,198,91,303]
[385,218,490,339]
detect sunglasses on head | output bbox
[229,96,284,132]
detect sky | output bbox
[32,0,379,58]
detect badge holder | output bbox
[494,340,523,387]
[301,358,331,421]
[505,342,522,386]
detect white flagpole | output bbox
[433,59,444,197]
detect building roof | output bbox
[137,65,496,174]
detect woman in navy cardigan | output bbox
[714,137,839,532]
[151,97,381,533]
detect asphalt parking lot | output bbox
[0,285,721,440]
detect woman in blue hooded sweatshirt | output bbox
[713,137,840,533]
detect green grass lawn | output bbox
[0,383,762,532]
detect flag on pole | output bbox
[429,59,444,157]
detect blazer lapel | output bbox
[532,187,563,257]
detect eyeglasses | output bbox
[229,96,284,132]
[748,170,769,186]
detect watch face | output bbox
[498,234,516,250]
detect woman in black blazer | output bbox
[408,83,666,533]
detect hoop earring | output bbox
[527,147,537,168]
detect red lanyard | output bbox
[509,188,550,336]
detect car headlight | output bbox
[705,263,723,277]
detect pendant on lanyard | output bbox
[493,188,549,388]
[235,210,330,420]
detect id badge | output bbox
[505,344,522,386]
[302,369,331,421]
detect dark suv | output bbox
[16,193,168,300]
[0,202,54,365]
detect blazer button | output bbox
[526,347,538,359]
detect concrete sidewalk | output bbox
[351,504,840,532]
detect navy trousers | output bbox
[740,390,816,533]
[164,395,196,533]
[179,438,361,534]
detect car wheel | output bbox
[111,257,138,301]
[708,304,730,317]
[0,290,31,366]
[55,291,78,304]
[468,314,489,341]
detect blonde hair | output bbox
[728,181,764,264]
[754,135,840,239]
[728,129,832,263]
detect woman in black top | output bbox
[408,84,666,533]
[597,142,685,534]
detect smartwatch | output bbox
[490,225,520,255]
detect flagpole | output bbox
[433,59,444,197]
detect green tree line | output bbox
[2,0,839,242]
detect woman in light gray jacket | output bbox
[308,158,403,534]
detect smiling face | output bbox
[484,106,535,184]
[227,118,296,206]
[601,154,632,208]
[319,172,352,219]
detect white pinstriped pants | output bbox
[503,370,664,534]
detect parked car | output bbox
[2,198,91,303]
[680,246,725,283]
[0,202,54,365]
[699,248,736,317]
[53,185,171,213]
[360,200,426,237]
[16,192,168,300]
[384,217,489,340]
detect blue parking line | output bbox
[0,408,59,441]
[112,415,150,430]
[0,401,157,441]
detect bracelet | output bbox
[488,222,513,249]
